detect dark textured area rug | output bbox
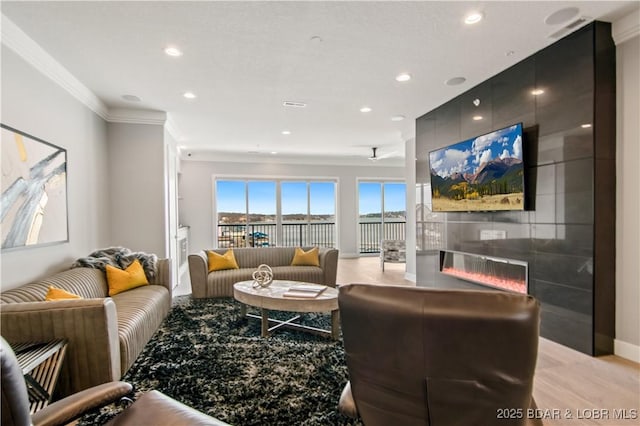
[79,296,363,426]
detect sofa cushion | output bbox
[291,247,320,266]
[206,269,256,298]
[228,247,297,269]
[106,260,149,296]
[271,266,324,284]
[111,285,171,374]
[0,268,108,303]
[45,286,82,301]
[207,249,239,272]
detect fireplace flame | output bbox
[442,267,526,294]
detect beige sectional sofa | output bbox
[189,247,339,298]
[0,259,172,397]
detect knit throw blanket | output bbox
[71,247,158,280]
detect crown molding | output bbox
[181,149,405,167]
[1,14,109,120]
[613,8,640,45]
[1,14,175,129]
[106,108,166,125]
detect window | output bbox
[309,182,336,247]
[216,179,336,248]
[248,181,276,247]
[282,182,308,246]
[217,180,247,248]
[358,181,406,253]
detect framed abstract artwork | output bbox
[1,124,68,250]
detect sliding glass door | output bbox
[358,181,406,253]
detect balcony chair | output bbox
[1,337,228,426]
[380,239,406,271]
[337,284,542,426]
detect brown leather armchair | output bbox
[1,337,228,426]
[338,284,542,426]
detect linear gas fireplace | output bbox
[439,250,528,294]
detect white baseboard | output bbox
[339,252,360,259]
[405,272,417,283]
[614,339,640,363]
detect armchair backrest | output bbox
[380,239,406,262]
[338,284,540,426]
[1,337,32,426]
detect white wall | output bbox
[164,129,180,287]
[614,21,640,361]
[404,138,417,282]
[0,46,110,289]
[178,160,405,258]
[107,122,167,257]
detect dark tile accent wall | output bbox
[415,22,616,355]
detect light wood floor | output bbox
[176,256,640,425]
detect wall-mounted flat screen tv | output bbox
[429,123,524,212]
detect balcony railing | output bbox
[417,221,445,251]
[217,223,335,248]
[359,221,406,253]
[218,221,407,253]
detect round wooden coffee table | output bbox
[233,280,340,339]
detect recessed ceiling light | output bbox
[531,89,545,96]
[473,115,483,121]
[183,92,197,99]
[395,73,412,82]
[581,123,592,128]
[164,46,183,57]
[283,101,307,108]
[122,94,141,102]
[271,151,278,155]
[544,7,580,26]
[282,130,291,135]
[391,115,405,122]
[360,106,372,113]
[310,35,323,43]
[464,12,484,25]
[445,77,466,86]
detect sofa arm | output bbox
[338,381,359,419]
[150,258,172,298]
[188,251,208,299]
[319,248,339,287]
[31,381,133,426]
[0,298,121,397]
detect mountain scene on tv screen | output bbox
[429,124,524,212]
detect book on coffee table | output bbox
[283,284,326,298]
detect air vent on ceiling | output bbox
[283,101,307,108]
[548,16,591,39]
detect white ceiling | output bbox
[1,1,637,165]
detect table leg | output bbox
[331,310,340,340]
[261,308,269,337]
[240,303,247,317]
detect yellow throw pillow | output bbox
[105,259,149,296]
[291,247,320,267]
[207,249,240,272]
[45,286,82,301]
